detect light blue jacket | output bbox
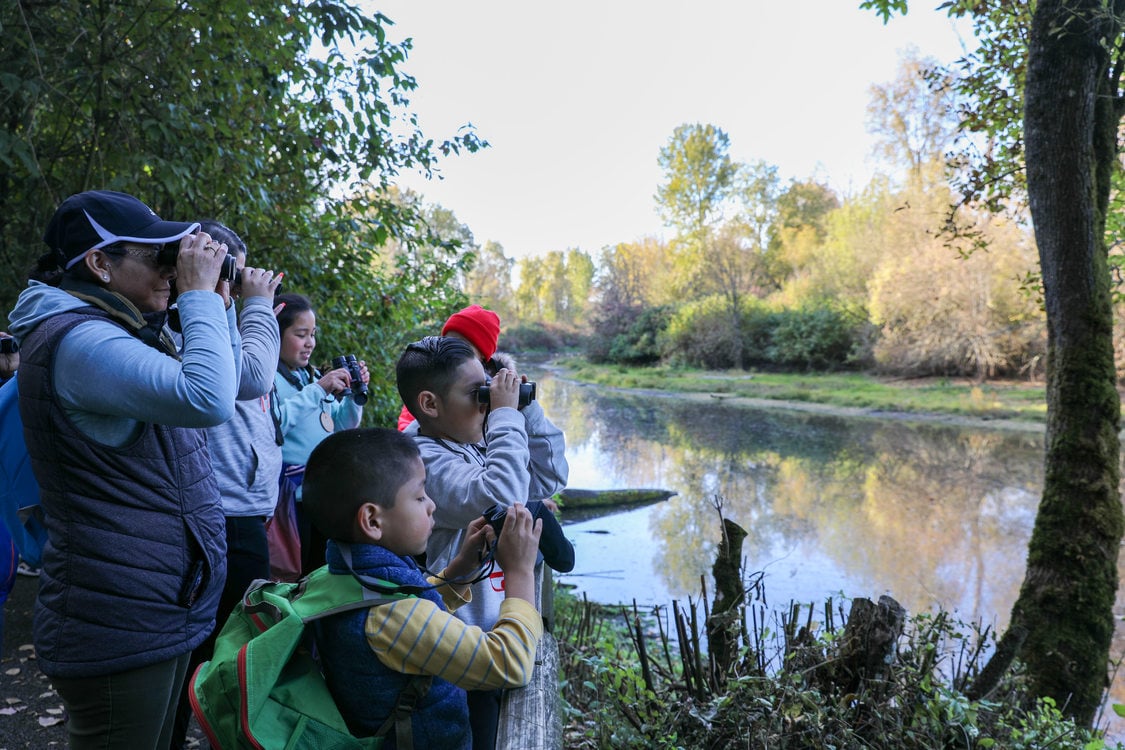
[274,366,363,468]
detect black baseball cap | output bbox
[44,190,200,270]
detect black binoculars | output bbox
[331,354,368,405]
[476,380,536,409]
[481,501,574,573]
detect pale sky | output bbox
[374,2,972,258]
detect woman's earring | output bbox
[102,275,109,282]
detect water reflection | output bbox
[533,368,1125,736]
[541,373,1041,627]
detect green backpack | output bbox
[189,565,431,749]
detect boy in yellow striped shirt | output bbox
[301,427,543,747]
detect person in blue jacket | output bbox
[7,190,238,750]
[0,333,24,657]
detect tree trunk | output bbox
[970,0,1124,726]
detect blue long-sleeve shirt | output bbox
[9,282,238,446]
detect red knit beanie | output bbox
[441,305,501,361]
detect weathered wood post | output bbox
[497,564,563,750]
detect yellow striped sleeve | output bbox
[364,597,543,691]
[428,572,471,611]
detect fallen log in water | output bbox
[558,487,677,509]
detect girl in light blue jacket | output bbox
[272,293,368,575]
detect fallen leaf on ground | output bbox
[38,715,65,727]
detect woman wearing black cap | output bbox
[7,190,241,749]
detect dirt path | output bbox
[1,574,207,748]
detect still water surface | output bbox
[529,367,1125,736]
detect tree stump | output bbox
[706,518,748,678]
[825,594,906,695]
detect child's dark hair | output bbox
[198,219,248,260]
[395,336,479,422]
[275,293,313,335]
[302,428,421,542]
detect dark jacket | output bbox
[314,542,470,748]
[18,308,226,678]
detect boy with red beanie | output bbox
[396,304,513,431]
[443,304,500,360]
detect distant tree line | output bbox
[451,50,1051,382]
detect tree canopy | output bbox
[655,123,738,249]
[1,0,485,421]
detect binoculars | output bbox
[476,380,536,409]
[331,354,368,405]
[480,501,574,573]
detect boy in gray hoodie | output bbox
[396,335,568,750]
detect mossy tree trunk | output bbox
[969,0,1125,725]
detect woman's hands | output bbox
[174,232,228,294]
[238,268,283,300]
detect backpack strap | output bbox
[336,542,436,596]
[237,569,412,628]
[373,674,433,750]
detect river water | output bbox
[529,367,1125,737]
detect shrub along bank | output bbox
[552,541,1121,749]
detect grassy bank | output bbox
[553,358,1050,424]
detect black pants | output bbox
[295,498,328,575]
[467,688,503,750]
[55,652,190,750]
[169,515,270,749]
